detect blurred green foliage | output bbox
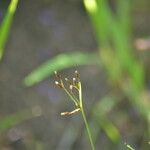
[0,0,19,60]
[24,52,99,86]
[83,0,150,148]
[0,109,32,133]
[92,96,120,143]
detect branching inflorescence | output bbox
[54,70,95,150]
[54,70,81,116]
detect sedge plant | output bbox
[54,70,95,150]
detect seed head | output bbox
[72,77,77,85]
[75,70,79,78]
[61,108,80,116]
[54,71,57,75]
[54,71,80,112]
[54,71,61,78]
[65,78,68,81]
[65,77,72,85]
[75,70,78,74]
[74,70,80,83]
[55,81,63,88]
[69,85,73,90]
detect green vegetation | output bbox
[0,0,19,60]
[0,109,34,133]
[24,52,99,86]
[0,0,149,149]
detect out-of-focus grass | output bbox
[0,0,19,60]
[83,95,121,145]
[36,141,44,150]
[0,109,33,133]
[24,52,99,86]
[92,96,120,143]
[83,0,150,147]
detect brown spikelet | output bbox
[61,108,80,116]
[55,81,63,88]
[54,71,61,79]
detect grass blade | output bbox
[0,0,19,60]
[0,109,32,133]
[24,52,99,86]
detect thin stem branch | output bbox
[64,87,79,107]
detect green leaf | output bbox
[24,52,99,87]
[0,0,19,60]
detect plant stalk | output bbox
[79,81,95,150]
[81,108,95,150]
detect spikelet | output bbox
[61,108,80,116]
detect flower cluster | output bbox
[54,70,81,116]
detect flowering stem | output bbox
[55,71,95,149]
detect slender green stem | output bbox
[79,82,95,150]
[81,108,95,150]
